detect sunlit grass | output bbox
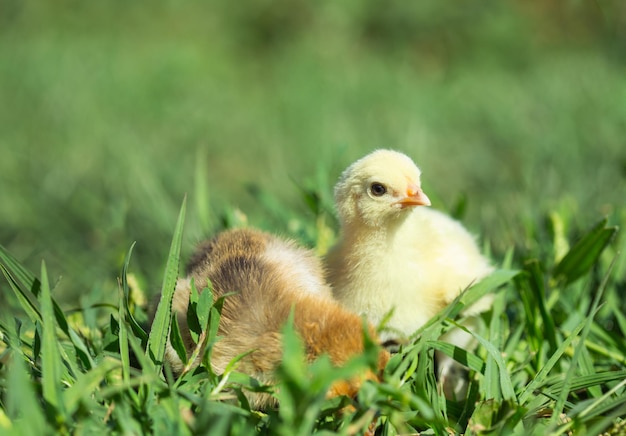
[1,2,625,434]
[1,2,625,307]
[1,193,624,434]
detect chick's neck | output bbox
[343,205,412,242]
[333,211,410,281]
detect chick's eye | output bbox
[370,183,387,197]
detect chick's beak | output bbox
[396,184,431,208]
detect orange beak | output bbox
[395,184,431,208]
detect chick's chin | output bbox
[358,200,410,229]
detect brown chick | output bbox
[155,228,389,409]
[326,149,494,400]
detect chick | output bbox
[155,228,389,409]
[326,149,493,400]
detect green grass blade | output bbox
[124,328,162,384]
[577,378,626,419]
[0,264,42,323]
[187,278,202,343]
[146,196,187,373]
[65,324,95,371]
[63,359,120,416]
[578,345,602,398]
[610,304,626,349]
[39,260,66,425]
[196,284,213,333]
[0,247,85,372]
[550,252,617,424]
[526,260,558,355]
[0,248,95,371]
[587,323,626,363]
[426,341,486,374]
[0,244,40,295]
[516,272,541,369]
[5,344,46,434]
[209,349,256,398]
[275,310,308,429]
[120,242,148,345]
[548,370,626,395]
[169,313,188,365]
[456,303,516,402]
[553,218,618,285]
[586,406,626,436]
[117,284,132,385]
[194,147,212,233]
[480,286,512,402]
[518,316,587,404]
[503,319,525,364]
[117,239,151,403]
[412,269,518,340]
[458,268,520,311]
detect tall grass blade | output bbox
[479,287,511,403]
[611,304,626,349]
[0,248,95,370]
[5,332,46,434]
[518,316,587,404]
[585,403,626,435]
[120,242,148,345]
[412,269,518,340]
[548,370,626,395]
[169,313,188,365]
[553,218,618,285]
[456,313,516,401]
[39,260,66,425]
[63,359,119,416]
[578,378,626,419]
[187,279,202,343]
[551,253,617,423]
[526,260,558,354]
[196,284,213,334]
[458,269,519,311]
[201,292,228,371]
[516,272,541,367]
[194,147,212,233]
[146,196,187,373]
[578,345,601,398]
[0,244,40,295]
[426,341,486,374]
[0,264,41,324]
[65,322,95,371]
[118,242,136,385]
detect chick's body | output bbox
[326,149,493,399]
[328,205,493,337]
[160,228,387,408]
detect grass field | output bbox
[1,1,625,434]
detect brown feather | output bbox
[151,228,388,409]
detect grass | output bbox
[1,1,625,307]
[1,195,625,434]
[1,1,626,434]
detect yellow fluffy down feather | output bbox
[326,149,494,400]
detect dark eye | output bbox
[370,183,387,197]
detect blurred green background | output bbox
[1,0,625,307]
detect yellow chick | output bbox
[154,228,389,409]
[326,149,493,399]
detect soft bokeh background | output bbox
[1,1,625,307]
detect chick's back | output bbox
[162,228,386,409]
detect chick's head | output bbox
[334,149,431,227]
